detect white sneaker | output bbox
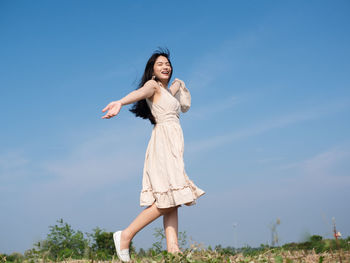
[113,231,130,262]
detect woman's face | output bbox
[153,56,172,82]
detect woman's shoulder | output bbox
[142,79,160,93]
[143,80,162,95]
[144,79,158,88]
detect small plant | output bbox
[269,218,281,247]
[151,227,188,253]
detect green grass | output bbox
[2,248,349,263]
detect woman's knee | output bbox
[158,205,179,215]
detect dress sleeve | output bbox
[174,79,191,113]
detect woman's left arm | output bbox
[169,78,182,95]
[169,78,191,113]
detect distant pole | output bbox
[332,217,343,263]
[233,222,238,250]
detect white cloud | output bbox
[0,151,29,175]
[303,148,350,177]
[188,95,238,120]
[40,122,149,193]
[187,99,350,153]
[0,121,151,197]
[280,145,350,184]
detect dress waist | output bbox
[155,114,180,125]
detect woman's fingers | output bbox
[101,101,121,119]
[102,105,110,112]
[101,108,120,119]
[102,114,113,119]
[101,113,110,119]
[102,101,117,112]
[101,108,113,119]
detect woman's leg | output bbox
[163,206,181,253]
[120,202,176,250]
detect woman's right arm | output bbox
[102,80,158,119]
[120,79,158,106]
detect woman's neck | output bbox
[158,80,168,89]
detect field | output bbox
[2,220,349,263]
[2,248,350,263]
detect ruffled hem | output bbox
[140,182,205,209]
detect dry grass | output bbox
[19,249,349,263]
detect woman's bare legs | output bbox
[163,206,182,253]
[120,202,177,250]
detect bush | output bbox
[87,227,137,260]
[282,234,350,253]
[34,218,88,260]
[0,252,23,263]
[87,227,116,260]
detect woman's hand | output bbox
[169,78,182,95]
[171,78,182,87]
[101,100,122,119]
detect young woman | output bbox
[102,48,205,262]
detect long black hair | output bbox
[129,48,173,125]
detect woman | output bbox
[102,48,205,262]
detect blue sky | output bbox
[1,0,349,253]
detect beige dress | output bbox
[140,81,205,208]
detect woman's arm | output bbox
[172,79,191,113]
[102,80,158,119]
[120,79,158,105]
[168,78,182,96]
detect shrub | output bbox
[34,218,88,260]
